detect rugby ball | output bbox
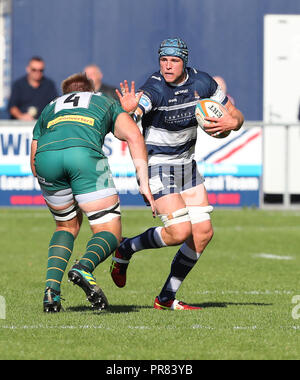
[195,98,231,139]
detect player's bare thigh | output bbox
[180,183,210,206]
[78,194,121,238]
[154,193,192,245]
[44,197,82,238]
[47,194,121,241]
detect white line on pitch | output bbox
[254,253,294,260]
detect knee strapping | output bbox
[49,203,79,222]
[187,205,214,224]
[158,207,190,227]
[86,202,121,225]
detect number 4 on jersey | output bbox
[64,94,80,107]
[54,92,92,113]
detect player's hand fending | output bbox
[116,80,143,114]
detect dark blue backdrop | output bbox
[10,0,300,120]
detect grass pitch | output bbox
[0,207,299,360]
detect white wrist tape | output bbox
[131,111,141,123]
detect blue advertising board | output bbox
[0,124,261,208]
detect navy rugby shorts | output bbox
[148,160,205,200]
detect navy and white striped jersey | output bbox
[138,67,228,166]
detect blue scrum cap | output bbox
[158,38,188,67]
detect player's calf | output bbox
[68,230,118,309]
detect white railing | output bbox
[244,121,300,209]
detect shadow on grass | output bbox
[66,301,272,313]
[196,301,273,308]
[66,304,152,313]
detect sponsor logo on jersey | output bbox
[174,89,188,95]
[47,115,95,128]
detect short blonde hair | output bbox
[61,72,95,94]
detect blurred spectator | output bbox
[213,75,235,105]
[84,64,118,100]
[8,56,58,120]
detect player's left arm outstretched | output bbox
[116,80,144,119]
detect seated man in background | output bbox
[8,56,58,120]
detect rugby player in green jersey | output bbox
[30,72,155,312]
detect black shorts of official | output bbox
[148,160,205,200]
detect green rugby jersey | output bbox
[33,91,124,155]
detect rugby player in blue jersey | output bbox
[110,38,244,310]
